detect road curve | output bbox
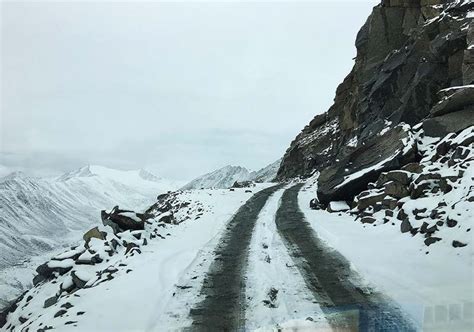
[275,183,416,331]
[189,184,284,331]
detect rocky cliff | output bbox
[277,0,474,204]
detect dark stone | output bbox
[401,163,424,173]
[309,198,323,210]
[384,181,410,198]
[447,218,458,227]
[423,108,474,137]
[317,127,416,205]
[400,219,412,233]
[357,191,386,210]
[452,240,467,248]
[71,271,88,289]
[101,206,145,233]
[424,237,441,246]
[276,3,470,182]
[43,295,58,308]
[361,216,376,224]
[431,85,474,117]
[54,310,67,318]
[377,170,412,187]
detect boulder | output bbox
[383,181,410,198]
[101,206,145,233]
[317,127,416,205]
[424,237,441,246]
[423,108,474,137]
[83,227,105,247]
[309,198,323,210]
[361,216,376,224]
[400,219,412,233]
[431,86,474,117]
[377,170,412,187]
[357,190,386,210]
[452,240,467,248]
[401,162,424,174]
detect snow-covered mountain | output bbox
[0,165,181,306]
[181,160,280,190]
[181,165,252,190]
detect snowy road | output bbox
[189,184,285,330]
[189,183,415,331]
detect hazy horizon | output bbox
[1,0,378,181]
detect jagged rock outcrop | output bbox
[277,0,473,204]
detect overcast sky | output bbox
[1,0,377,181]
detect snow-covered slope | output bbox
[0,165,181,307]
[181,165,252,190]
[250,159,281,182]
[181,160,280,190]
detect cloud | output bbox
[1,1,377,180]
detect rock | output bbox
[401,163,424,173]
[43,295,58,308]
[125,243,140,255]
[447,218,458,228]
[423,108,474,137]
[382,197,398,210]
[452,240,467,248]
[357,190,386,210]
[424,237,441,246]
[327,201,350,212]
[385,209,394,217]
[232,180,254,188]
[101,206,145,233]
[71,271,88,289]
[361,216,376,224]
[377,170,412,187]
[400,219,412,233]
[431,86,474,117]
[277,2,471,182]
[317,127,416,205]
[309,198,323,210]
[158,213,175,224]
[83,227,105,247]
[383,181,410,198]
[410,181,431,199]
[54,310,67,318]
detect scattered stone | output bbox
[452,240,467,248]
[43,296,58,309]
[54,310,67,318]
[424,237,442,246]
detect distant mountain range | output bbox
[181,159,281,190]
[0,165,181,305]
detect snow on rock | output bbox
[327,201,350,212]
[0,185,271,331]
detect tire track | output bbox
[275,183,416,331]
[189,184,284,331]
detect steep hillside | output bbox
[0,166,180,306]
[277,0,473,204]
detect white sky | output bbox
[1,0,378,181]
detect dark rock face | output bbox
[277,0,473,203]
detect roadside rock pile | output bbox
[326,125,473,248]
[0,190,208,330]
